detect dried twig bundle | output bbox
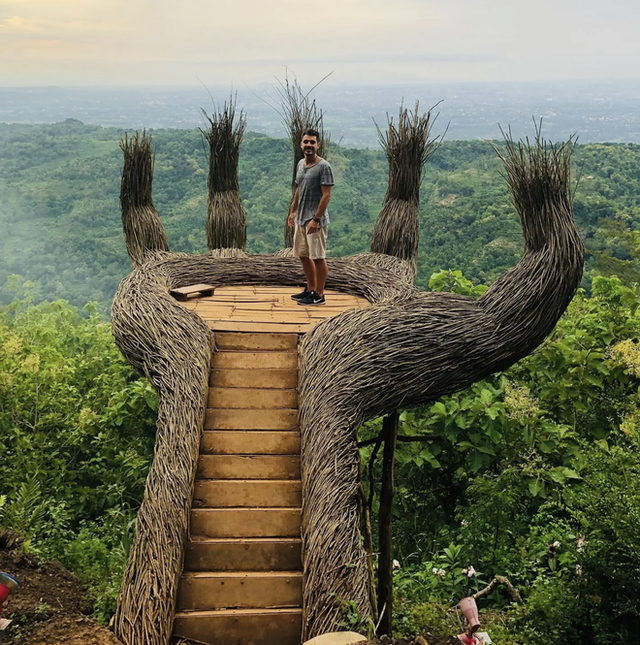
[371,102,444,268]
[494,123,576,252]
[120,131,170,266]
[206,191,246,250]
[201,97,247,250]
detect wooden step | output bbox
[201,431,300,455]
[185,538,302,572]
[208,387,298,409]
[197,456,300,480]
[173,608,302,645]
[176,571,302,611]
[191,509,301,538]
[213,352,298,370]
[215,333,298,352]
[210,368,298,389]
[208,321,309,333]
[205,408,298,430]
[193,480,302,508]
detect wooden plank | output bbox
[199,297,276,303]
[184,538,302,572]
[191,508,301,538]
[197,307,235,316]
[176,571,302,611]
[303,305,356,312]
[211,315,310,325]
[193,479,302,507]
[194,302,235,310]
[220,286,258,291]
[200,430,300,456]
[271,303,320,310]
[214,333,298,352]
[213,352,298,370]
[173,608,302,645]
[252,287,301,292]
[207,321,309,333]
[205,408,298,430]
[197,455,300,480]
[221,303,279,311]
[208,387,298,410]
[210,369,297,389]
[231,308,311,317]
[171,284,215,300]
[220,314,281,322]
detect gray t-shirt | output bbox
[295,158,335,227]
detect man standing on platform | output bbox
[287,128,334,306]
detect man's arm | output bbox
[287,188,300,228]
[307,185,332,233]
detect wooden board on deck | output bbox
[179,285,371,334]
[171,284,216,300]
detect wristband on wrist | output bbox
[313,217,321,223]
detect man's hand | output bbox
[287,213,296,228]
[307,220,319,234]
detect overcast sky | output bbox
[0,0,639,87]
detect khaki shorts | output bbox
[293,223,328,260]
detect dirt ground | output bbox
[355,636,461,645]
[0,533,119,645]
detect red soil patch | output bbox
[0,539,119,645]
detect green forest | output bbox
[1,121,640,643]
[2,120,640,309]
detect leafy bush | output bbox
[365,275,640,642]
[0,288,156,620]
[570,441,640,642]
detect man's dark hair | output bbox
[302,128,320,141]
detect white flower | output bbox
[461,519,469,527]
[576,564,583,577]
[463,565,476,578]
[552,540,561,549]
[392,559,401,570]
[576,535,586,553]
[432,567,446,578]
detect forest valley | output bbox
[1,124,640,644]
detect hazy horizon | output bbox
[3,76,640,89]
[2,80,640,147]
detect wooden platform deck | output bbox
[179,285,371,334]
[173,286,371,644]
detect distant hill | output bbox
[3,82,640,147]
[1,121,639,311]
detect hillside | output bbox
[1,120,639,310]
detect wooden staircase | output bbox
[173,332,303,645]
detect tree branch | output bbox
[367,438,383,514]
[472,576,523,604]
[358,433,432,448]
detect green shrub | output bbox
[0,292,156,621]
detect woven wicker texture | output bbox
[120,133,170,267]
[371,102,444,269]
[201,100,247,251]
[111,132,584,644]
